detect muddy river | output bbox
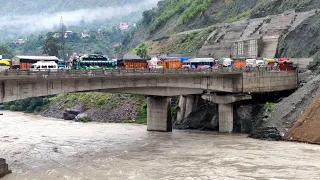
[1,111,320,180]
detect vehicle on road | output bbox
[29,61,58,71]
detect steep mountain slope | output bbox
[127,0,320,54]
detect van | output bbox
[30,61,58,71]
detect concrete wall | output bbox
[291,58,314,69]
[243,71,298,93]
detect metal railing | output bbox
[0,66,292,78]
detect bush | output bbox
[265,102,275,112]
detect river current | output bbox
[0,111,319,180]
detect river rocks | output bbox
[0,158,11,178]
[75,113,91,122]
[66,109,81,115]
[86,100,138,122]
[249,127,282,141]
[63,113,77,120]
[63,109,80,120]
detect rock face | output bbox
[63,109,81,120]
[0,158,11,178]
[174,103,219,130]
[174,102,265,133]
[277,12,320,58]
[249,127,282,141]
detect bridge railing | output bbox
[0,66,290,77]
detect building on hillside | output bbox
[120,22,129,30]
[232,38,262,58]
[81,32,90,38]
[15,39,25,45]
[11,55,59,69]
[112,42,122,47]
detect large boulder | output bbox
[75,113,91,122]
[65,109,81,116]
[249,127,282,141]
[63,112,77,120]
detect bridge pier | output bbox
[202,94,251,133]
[177,95,195,121]
[0,158,11,178]
[147,96,172,132]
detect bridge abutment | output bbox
[202,94,251,133]
[147,96,172,132]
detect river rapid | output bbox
[0,111,320,180]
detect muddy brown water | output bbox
[0,111,320,180]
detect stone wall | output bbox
[199,11,314,58]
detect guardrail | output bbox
[0,66,290,78]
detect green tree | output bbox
[42,32,60,56]
[0,45,14,59]
[136,43,149,59]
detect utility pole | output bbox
[60,16,66,62]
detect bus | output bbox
[190,58,215,69]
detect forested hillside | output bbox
[126,0,320,51]
[0,0,159,42]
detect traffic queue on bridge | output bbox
[3,54,296,71]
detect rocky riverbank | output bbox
[249,70,320,141]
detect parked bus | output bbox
[190,58,215,69]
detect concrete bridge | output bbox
[0,68,298,132]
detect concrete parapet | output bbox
[0,158,11,178]
[147,96,172,132]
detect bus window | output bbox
[41,65,47,69]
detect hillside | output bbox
[126,0,320,59]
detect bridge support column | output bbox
[202,94,252,133]
[0,158,11,178]
[177,95,195,121]
[218,104,234,133]
[147,96,172,132]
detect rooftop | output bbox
[15,56,59,61]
